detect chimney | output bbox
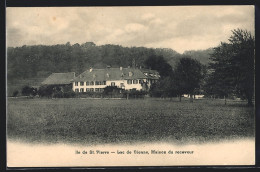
[79,74,82,78]
[90,67,93,72]
[128,66,130,68]
[139,66,142,69]
[106,73,110,78]
[120,67,123,70]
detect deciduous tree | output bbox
[205,29,254,106]
[174,57,204,102]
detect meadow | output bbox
[7,97,255,145]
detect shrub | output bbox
[103,86,121,94]
[38,85,53,98]
[53,90,63,98]
[63,90,76,98]
[123,90,147,99]
[38,85,76,98]
[21,85,37,97]
[12,90,19,97]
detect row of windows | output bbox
[75,80,146,86]
[75,88,104,92]
[75,81,106,86]
[127,80,144,84]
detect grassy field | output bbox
[7,97,255,145]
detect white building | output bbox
[72,67,159,93]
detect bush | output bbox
[12,90,19,97]
[63,90,76,98]
[123,90,147,99]
[38,85,76,98]
[103,86,121,94]
[21,85,37,97]
[38,85,53,98]
[53,90,63,98]
[76,92,103,98]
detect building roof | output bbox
[140,69,160,80]
[73,68,159,82]
[42,72,75,85]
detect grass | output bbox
[7,97,255,145]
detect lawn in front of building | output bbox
[7,97,254,145]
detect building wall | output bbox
[123,80,142,90]
[72,79,148,92]
[73,81,106,92]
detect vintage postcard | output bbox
[6,6,255,167]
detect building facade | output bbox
[72,67,159,93]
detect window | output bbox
[95,81,101,85]
[103,81,106,85]
[75,88,79,92]
[80,88,84,92]
[111,82,115,86]
[80,82,84,86]
[133,80,138,84]
[95,88,99,92]
[90,88,94,92]
[90,81,94,85]
[86,81,89,86]
[86,88,90,92]
[139,80,143,84]
[127,80,132,84]
[100,88,104,92]
[75,82,78,86]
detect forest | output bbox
[7,29,254,106]
[7,42,212,96]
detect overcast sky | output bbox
[6,6,254,53]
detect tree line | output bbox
[8,29,254,106]
[7,41,212,81]
[7,43,179,80]
[7,38,211,96]
[147,29,254,106]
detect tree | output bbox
[21,85,37,97]
[173,57,204,102]
[230,29,254,105]
[204,43,235,103]
[206,29,254,106]
[149,75,177,98]
[12,90,19,97]
[144,55,173,77]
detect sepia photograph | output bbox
[6,6,255,167]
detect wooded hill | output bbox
[7,42,213,96]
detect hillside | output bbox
[7,42,212,96]
[183,48,214,65]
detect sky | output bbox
[6,6,254,53]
